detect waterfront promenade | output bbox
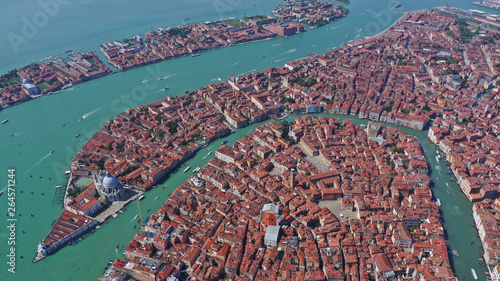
[94,190,142,223]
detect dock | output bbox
[473,1,500,11]
[51,184,66,206]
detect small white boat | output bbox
[208,151,212,155]
[154,196,159,200]
[436,199,441,207]
[471,268,478,280]
[133,214,139,219]
[138,195,145,200]
[446,183,449,187]
[183,166,191,173]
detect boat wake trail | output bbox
[29,151,53,171]
[79,107,103,121]
[160,73,180,80]
[328,24,345,31]
[230,61,240,67]
[10,131,25,137]
[447,205,462,216]
[129,214,139,223]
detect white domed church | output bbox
[93,171,125,202]
[21,78,40,96]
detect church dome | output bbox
[102,172,117,186]
[22,78,30,84]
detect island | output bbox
[272,0,349,28]
[33,7,500,280]
[100,16,304,71]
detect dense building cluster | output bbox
[100,16,305,71]
[0,52,111,108]
[472,199,500,266]
[71,93,231,191]
[195,10,499,138]
[84,10,500,277]
[102,117,453,281]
